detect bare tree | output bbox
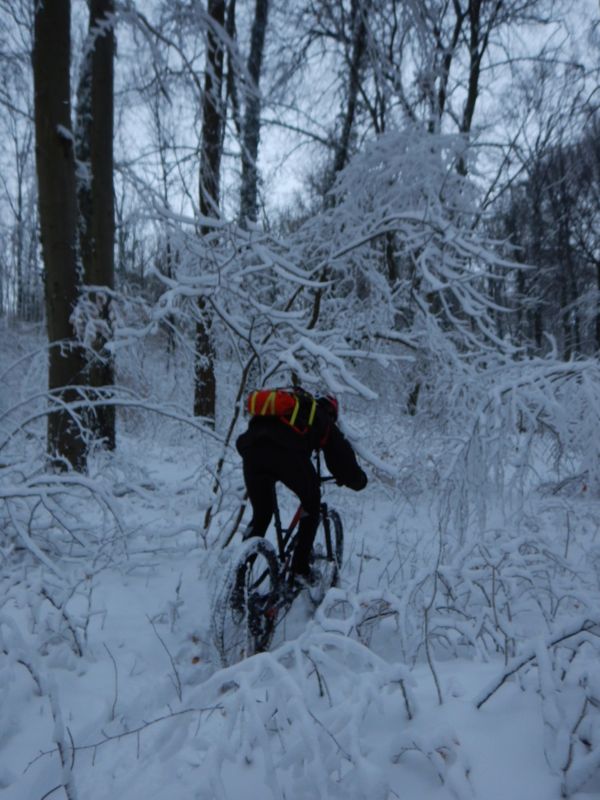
[0,0,41,320]
[33,0,86,470]
[331,0,370,177]
[1,112,40,320]
[194,0,226,421]
[488,54,598,358]
[239,0,270,226]
[500,127,600,359]
[75,0,116,449]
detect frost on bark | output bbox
[33,0,87,471]
[194,0,226,422]
[75,0,116,450]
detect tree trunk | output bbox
[458,0,503,174]
[595,261,600,353]
[307,0,370,331]
[461,0,483,136]
[33,0,87,471]
[75,0,116,449]
[240,0,270,226]
[331,0,369,178]
[566,249,581,357]
[194,0,226,421]
[432,2,465,130]
[560,280,571,360]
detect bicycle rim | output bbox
[211,538,280,667]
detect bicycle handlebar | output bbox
[315,451,337,485]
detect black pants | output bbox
[241,441,320,577]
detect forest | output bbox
[1,1,600,798]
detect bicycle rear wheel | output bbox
[211,538,280,667]
[311,508,344,597]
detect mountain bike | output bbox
[211,453,344,667]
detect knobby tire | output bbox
[211,538,280,667]
[311,508,344,596]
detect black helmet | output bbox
[318,394,339,421]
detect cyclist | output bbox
[236,392,367,587]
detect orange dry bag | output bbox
[246,387,317,433]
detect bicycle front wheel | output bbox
[211,538,280,667]
[311,508,344,595]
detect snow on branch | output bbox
[0,615,78,799]
[79,624,467,800]
[474,619,600,798]
[310,126,520,355]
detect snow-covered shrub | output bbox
[63,625,471,800]
[476,619,600,798]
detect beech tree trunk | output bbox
[33,0,87,471]
[76,0,116,449]
[194,0,226,421]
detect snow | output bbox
[2,395,600,800]
[3,174,600,800]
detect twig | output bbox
[103,644,119,721]
[147,615,182,702]
[6,503,62,576]
[562,697,589,782]
[303,649,331,702]
[67,727,76,771]
[39,785,63,800]
[564,511,572,559]
[40,589,83,658]
[355,536,366,593]
[305,707,353,763]
[475,619,599,709]
[424,529,444,705]
[398,679,414,721]
[25,706,223,772]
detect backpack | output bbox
[246,387,318,434]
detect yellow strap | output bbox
[250,392,257,414]
[261,390,277,415]
[289,396,300,426]
[307,398,317,427]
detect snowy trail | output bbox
[1,423,600,800]
[4,486,599,800]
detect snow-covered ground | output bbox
[2,324,600,800]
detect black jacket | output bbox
[236,406,367,491]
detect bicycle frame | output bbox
[271,451,336,576]
[213,455,343,665]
